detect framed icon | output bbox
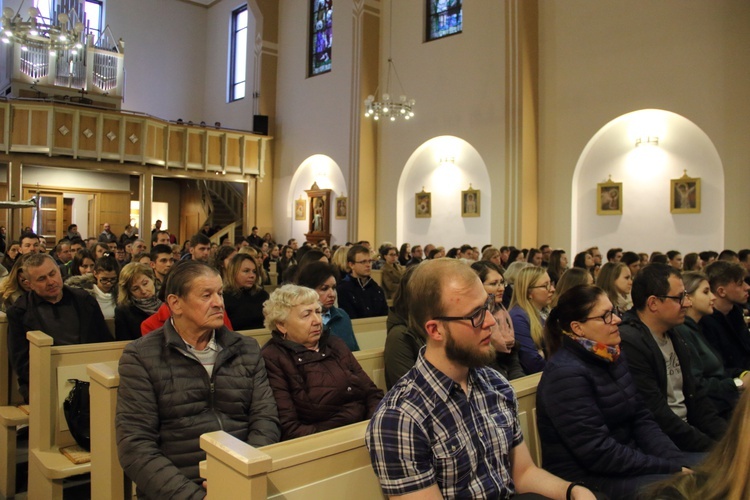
[335,196,347,219]
[294,198,306,220]
[415,188,431,218]
[461,186,480,217]
[597,177,622,215]
[670,171,701,214]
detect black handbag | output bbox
[63,379,91,451]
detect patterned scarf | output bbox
[564,331,620,363]
[132,296,163,316]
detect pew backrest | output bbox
[511,372,542,466]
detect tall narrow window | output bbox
[309,0,332,76]
[229,6,248,102]
[84,0,103,36]
[426,0,462,41]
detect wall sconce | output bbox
[635,136,659,147]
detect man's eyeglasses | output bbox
[529,282,553,291]
[580,309,617,324]
[354,259,373,265]
[657,291,689,307]
[435,296,493,328]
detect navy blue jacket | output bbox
[336,274,388,319]
[538,337,686,481]
[699,305,750,374]
[619,310,726,452]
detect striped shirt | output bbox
[366,348,523,498]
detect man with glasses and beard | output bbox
[619,263,726,452]
[366,259,596,500]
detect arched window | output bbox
[426,0,462,41]
[309,0,332,76]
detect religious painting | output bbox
[461,186,480,217]
[335,196,347,219]
[670,172,701,214]
[597,179,622,215]
[415,189,431,218]
[294,198,306,220]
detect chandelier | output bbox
[364,1,415,122]
[2,4,84,54]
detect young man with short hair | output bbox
[19,231,41,255]
[336,245,388,319]
[150,244,176,294]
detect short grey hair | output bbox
[263,284,319,331]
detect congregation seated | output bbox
[261,284,383,440]
[699,261,750,374]
[64,255,119,323]
[546,249,568,285]
[472,261,525,380]
[596,262,633,315]
[501,260,532,309]
[64,248,96,280]
[538,284,697,499]
[0,254,31,312]
[551,267,593,307]
[117,260,280,498]
[337,244,388,319]
[619,263,726,452]
[383,265,422,389]
[115,263,162,341]
[295,261,360,351]
[677,271,747,419]
[222,253,269,330]
[7,253,110,402]
[510,266,554,374]
[379,245,404,299]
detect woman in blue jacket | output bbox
[537,285,693,500]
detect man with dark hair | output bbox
[19,231,41,255]
[116,260,280,498]
[287,238,298,251]
[69,237,85,255]
[150,244,176,294]
[699,250,718,267]
[7,254,110,402]
[739,249,750,286]
[718,249,739,263]
[337,244,388,319]
[619,263,725,452]
[700,261,750,374]
[666,250,682,270]
[499,245,511,268]
[406,244,423,267]
[66,224,81,240]
[98,222,117,243]
[606,247,623,263]
[54,240,73,278]
[150,219,163,243]
[247,226,263,247]
[119,224,138,246]
[130,239,148,262]
[181,233,211,262]
[457,244,474,261]
[366,259,596,499]
[152,230,171,247]
[540,244,551,267]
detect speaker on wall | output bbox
[253,115,269,136]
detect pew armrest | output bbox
[30,448,91,479]
[0,405,29,427]
[201,431,273,477]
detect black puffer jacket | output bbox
[261,332,383,440]
[116,321,280,499]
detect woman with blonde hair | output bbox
[115,263,161,341]
[501,261,532,309]
[649,387,750,499]
[596,262,633,315]
[223,253,269,330]
[509,266,555,374]
[0,254,32,311]
[551,267,594,308]
[480,247,503,269]
[331,245,350,276]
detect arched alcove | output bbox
[396,136,491,248]
[572,109,724,254]
[287,155,348,245]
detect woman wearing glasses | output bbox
[537,285,692,499]
[509,266,555,374]
[63,256,119,322]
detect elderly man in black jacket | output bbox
[619,263,727,452]
[116,261,280,499]
[7,253,111,403]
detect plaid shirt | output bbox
[366,348,523,499]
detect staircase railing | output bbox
[209,222,237,247]
[205,180,244,223]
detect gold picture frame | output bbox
[597,177,622,215]
[415,188,431,218]
[294,198,306,220]
[670,171,701,214]
[335,195,348,219]
[461,185,480,217]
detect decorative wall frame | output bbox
[415,188,431,218]
[670,171,701,214]
[597,176,622,215]
[461,185,480,217]
[335,195,348,219]
[294,197,306,220]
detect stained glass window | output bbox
[427,0,462,41]
[309,0,332,76]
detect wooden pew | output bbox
[26,331,129,500]
[201,421,384,499]
[199,372,542,497]
[0,311,23,406]
[86,346,385,500]
[370,269,383,286]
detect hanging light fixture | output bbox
[364,1,415,122]
[2,3,84,54]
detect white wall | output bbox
[24,165,129,190]
[572,109,724,255]
[63,192,91,238]
[287,155,348,246]
[375,1,506,249]
[397,136,491,249]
